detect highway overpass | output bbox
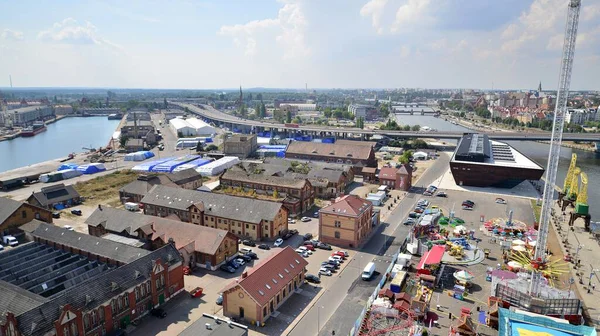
[172,102,600,142]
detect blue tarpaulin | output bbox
[132,157,175,172]
[77,163,107,175]
[58,163,78,171]
[151,155,200,173]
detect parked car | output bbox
[64,225,75,231]
[317,242,332,250]
[70,209,82,216]
[319,268,332,276]
[52,211,61,219]
[245,252,258,260]
[436,192,448,197]
[240,247,253,254]
[258,244,271,250]
[220,264,235,273]
[303,233,313,240]
[150,308,167,319]
[408,212,418,218]
[321,264,336,272]
[300,217,311,222]
[282,232,293,240]
[288,218,296,224]
[234,258,246,266]
[322,260,340,268]
[304,244,315,251]
[403,218,415,225]
[237,254,252,262]
[289,229,299,235]
[331,255,343,263]
[414,208,424,213]
[304,241,316,247]
[462,200,475,206]
[495,198,507,204]
[332,251,346,258]
[228,260,240,269]
[274,238,284,247]
[462,206,474,211]
[328,257,341,264]
[242,240,256,247]
[313,212,319,218]
[216,294,223,305]
[338,250,349,257]
[305,274,321,284]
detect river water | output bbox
[394,114,600,220]
[0,117,120,173]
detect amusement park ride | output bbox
[528,0,582,297]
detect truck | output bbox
[124,202,140,212]
[2,235,18,247]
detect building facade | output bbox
[0,197,52,235]
[348,104,379,120]
[220,170,314,217]
[319,195,376,248]
[54,105,74,115]
[4,105,54,126]
[120,120,155,139]
[378,165,412,191]
[27,184,81,210]
[285,141,377,174]
[140,185,288,241]
[223,134,258,159]
[222,247,307,325]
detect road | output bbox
[284,153,450,336]
[172,102,600,142]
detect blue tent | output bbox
[77,163,107,174]
[151,155,200,173]
[132,157,175,172]
[58,163,78,171]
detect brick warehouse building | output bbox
[284,141,376,174]
[140,185,288,241]
[318,195,378,248]
[0,221,183,336]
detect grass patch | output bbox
[531,199,542,223]
[74,170,138,201]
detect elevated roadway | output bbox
[172,102,600,142]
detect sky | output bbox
[0,0,599,90]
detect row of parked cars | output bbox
[303,250,350,283]
[219,248,259,273]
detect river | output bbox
[0,117,120,173]
[394,114,600,220]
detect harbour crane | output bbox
[530,0,582,296]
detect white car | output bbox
[297,246,313,255]
[319,268,332,276]
[301,217,311,222]
[235,258,246,266]
[64,225,74,231]
[331,255,343,263]
[328,257,340,264]
[495,198,507,204]
[288,218,296,224]
[274,238,284,247]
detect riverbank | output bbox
[0,114,69,142]
[537,140,598,153]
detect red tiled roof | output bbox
[379,167,399,180]
[226,246,308,307]
[320,195,371,217]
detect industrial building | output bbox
[223,134,258,158]
[0,105,53,126]
[169,117,216,137]
[285,141,377,174]
[0,221,183,336]
[348,104,379,120]
[450,133,544,188]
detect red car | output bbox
[304,244,315,251]
[190,287,204,298]
[331,251,346,258]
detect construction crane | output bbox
[562,153,577,194]
[575,172,588,215]
[529,0,582,297]
[569,167,581,201]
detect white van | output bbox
[361,262,376,280]
[124,202,140,212]
[2,236,18,247]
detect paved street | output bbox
[280,153,451,336]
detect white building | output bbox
[348,104,378,120]
[6,105,53,126]
[413,151,428,160]
[54,105,74,115]
[279,103,316,111]
[565,109,597,125]
[169,117,216,137]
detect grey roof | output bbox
[221,170,308,189]
[120,175,175,196]
[0,197,23,224]
[85,207,156,234]
[141,185,284,224]
[27,222,150,263]
[232,159,347,187]
[30,183,80,206]
[179,314,248,336]
[124,120,154,127]
[168,168,203,185]
[0,280,48,324]
[16,244,181,336]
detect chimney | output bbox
[241,271,248,279]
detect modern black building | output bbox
[450,133,544,188]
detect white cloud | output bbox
[37,18,122,51]
[501,23,518,40]
[360,0,389,35]
[1,29,24,41]
[428,38,447,50]
[218,0,309,59]
[582,4,600,21]
[390,0,433,33]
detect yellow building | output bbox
[319,195,377,248]
[222,247,308,325]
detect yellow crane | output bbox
[568,167,581,201]
[563,153,577,193]
[575,172,589,215]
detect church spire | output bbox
[538,81,542,92]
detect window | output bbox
[218,219,222,224]
[63,326,69,336]
[98,307,105,322]
[135,287,140,301]
[91,311,98,327]
[141,284,146,297]
[123,293,129,308]
[84,314,90,331]
[70,322,79,336]
[35,212,40,219]
[245,224,249,229]
[263,307,267,316]
[334,231,340,239]
[146,282,152,296]
[334,221,341,228]
[110,300,117,313]
[117,297,123,311]
[211,217,214,222]
[21,210,27,219]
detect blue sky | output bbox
[1,0,599,90]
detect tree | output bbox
[274,109,285,123]
[240,104,248,117]
[411,125,421,132]
[195,141,204,152]
[356,117,365,129]
[260,102,266,118]
[286,110,292,123]
[402,125,411,131]
[323,107,333,118]
[380,103,390,118]
[256,93,263,101]
[119,134,130,148]
[206,144,219,151]
[163,98,168,109]
[333,110,344,119]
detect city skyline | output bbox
[1,0,599,90]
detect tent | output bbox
[132,157,175,172]
[124,151,155,162]
[172,158,212,172]
[40,171,64,183]
[60,169,83,180]
[58,163,78,171]
[77,163,106,175]
[196,156,240,176]
[151,155,199,173]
